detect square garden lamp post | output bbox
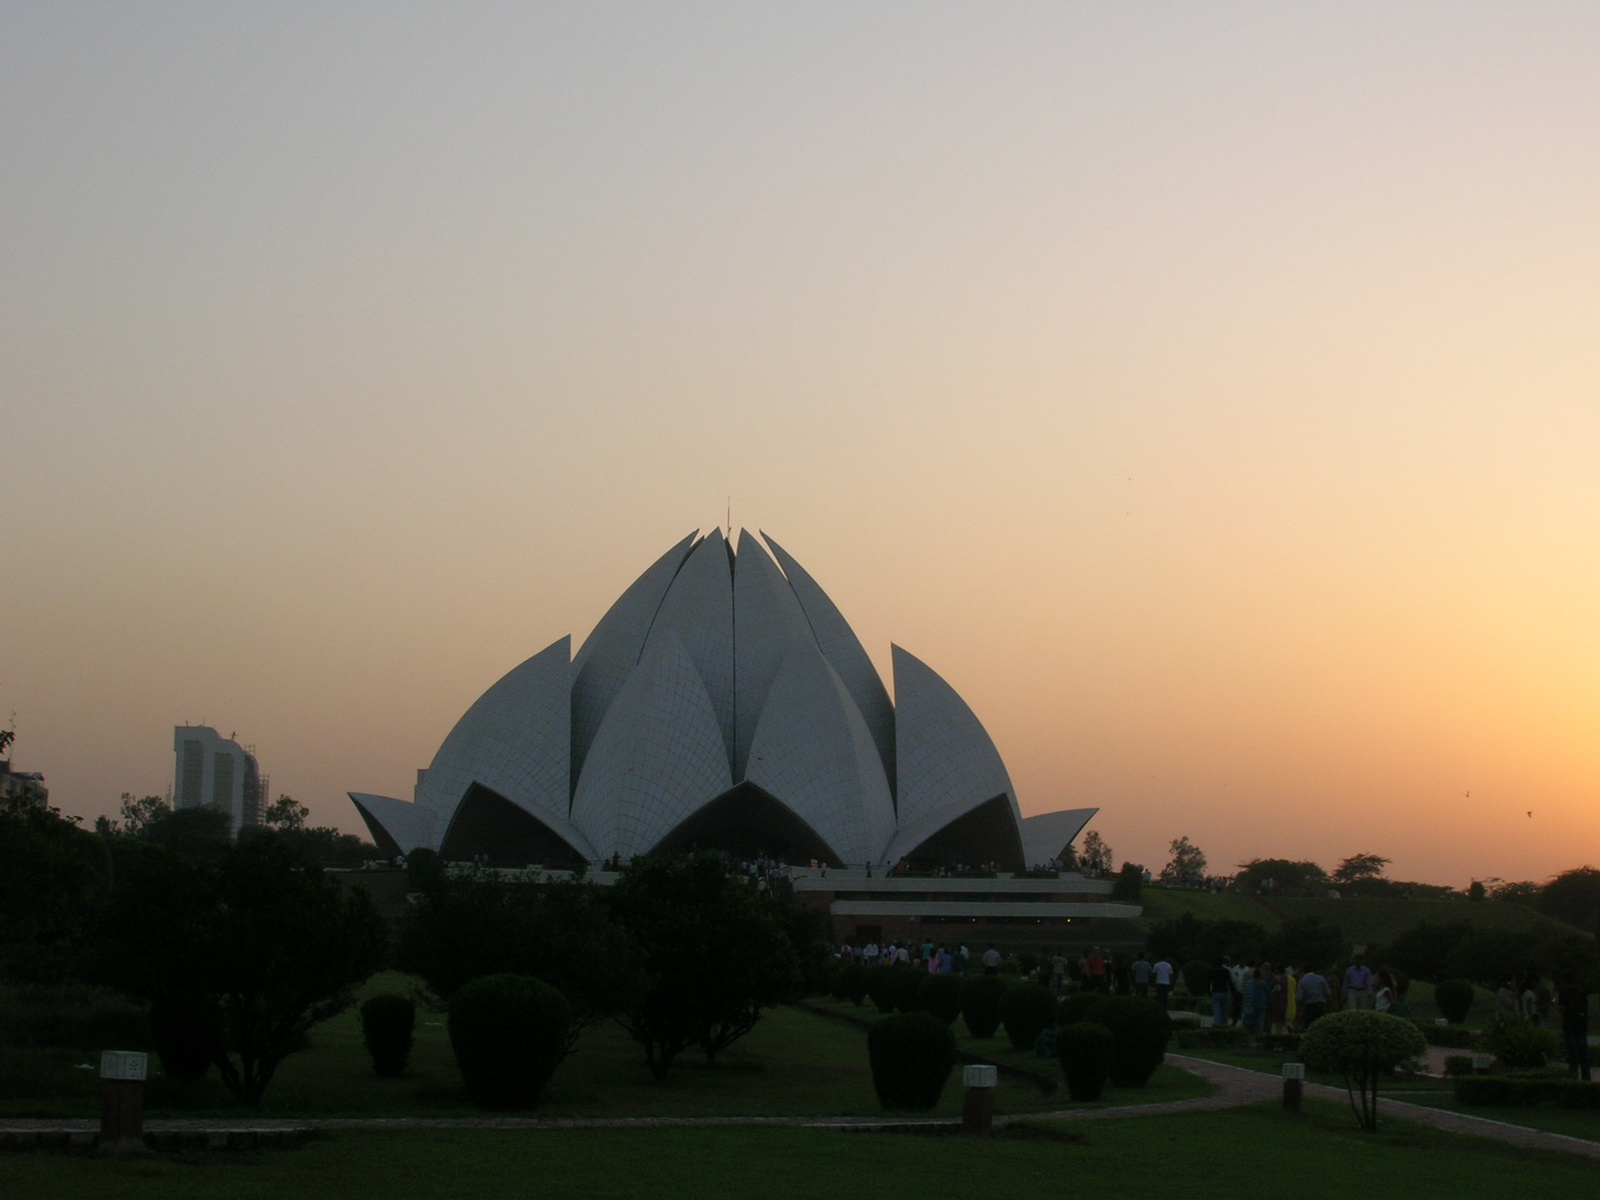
[100,1050,148,1153]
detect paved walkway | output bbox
[2,1056,1594,1159]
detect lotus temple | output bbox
[349,529,1141,949]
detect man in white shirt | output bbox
[863,942,879,966]
[981,945,1002,975]
[1152,957,1174,1008]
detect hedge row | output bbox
[1454,1076,1600,1108]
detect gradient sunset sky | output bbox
[4,4,1597,885]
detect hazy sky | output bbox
[4,3,1597,885]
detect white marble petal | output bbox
[745,644,899,866]
[732,529,816,781]
[639,528,735,771]
[761,533,896,796]
[891,643,1023,834]
[1021,808,1099,868]
[570,531,698,793]
[569,630,733,860]
[404,635,574,843]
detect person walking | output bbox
[1131,953,1152,999]
[1298,965,1331,1027]
[1558,976,1592,1082]
[1209,962,1233,1027]
[1283,965,1298,1030]
[1086,947,1108,993]
[1342,957,1373,1010]
[1152,956,1174,1009]
[982,945,1001,975]
[1247,965,1271,1038]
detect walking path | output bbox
[2,1055,1594,1159]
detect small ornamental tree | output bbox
[1433,979,1475,1025]
[1083,996,1172,1087]
[866,966,898,1014]
[867,1013,955,1110]
[360,994,416,1077]
[999,981,1057,1051]
[889,966,925,1014]
[919,973,963,1024]
[1300,1010,1427,1131]
[1058,1021,1114,1101]
[448,974,570,1108]
[959,974,1006,1037]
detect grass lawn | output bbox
[1389,1089,1600,1143]
[3,1100,1596,1200]
[1138,887,1279,926]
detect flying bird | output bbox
[1527,811,1533,818]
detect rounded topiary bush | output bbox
[1301,1010,1428,1131]
[150,992,218,1082]
[867,1013,956,1110]
[1433,979,1475,1026]
[865,966,898,1014]
[999,981,1058,1051]
[1084,995,1173,1087]
[1182,960,1211,999]
[959,975,1006,1038]
[838,962,869,1007]
[890,967,926,1014]
[360,993,416,1077]
[919,974,963,1024]
[448,974,571,1109]
[1058,1021,1114,1101]
[1058,991,1098,1028]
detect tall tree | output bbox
[1332,854,1390,885]
[1078,831,1112,876]
[1159,836,1207,886]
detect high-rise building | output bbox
[172,725,265,834]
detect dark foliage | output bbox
[865,966,898,1014]
[95,831,388,1105]
[448,974,570,1108]
[836,962,869,1006]
[397,867,640,1054]
[866,1012,955,1110]
[0,792,109,983]
[1383,922,1472,982]
[150,991,219,1081]
[360,993,416,1077]
[1261,916,1348,970]
[1111,862,1144,902]
[999,981,1057,1051]
[959,974,1006,1038]
[1433,979,1475,1025]
[918,973,963,1024]
[1541,867,1600,937]
[889,966,925,1014]
[1081,995,1172,1087]
[1145,912,1266,967]
[1058,1021,1114,1101]
[133,803,234,864]
[1058,991,1098,1026]
[1181,959,1210,997]
[608,854,801,1077]
[1234,858,1329,897]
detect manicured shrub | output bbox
[1454,1075,1512,1105]
[150,992,217,1082]
[867,1013,955,1110]
[1480,1013,1560,1070]
[1058,1021,1114,1101]
[1083,996,1172,1087]
[865,966,898,1014]
[360,993,415,1077]
[890,967,925,1014]
[447,974,570,1109]
[837,962,869,1006]
[1301,1010,1428,1131]
[1181,960,1211,998]
[1173,1026,1247,1050]
[1556,1081,1600,1109]
[918,974,963,1024]
[1442,1054,1473,1077]
[959,975,1006,1038]
[1433,979,1475,1025]
[999,981,1057,1051]
[828,962,849,1002]
[1059,992,1098,1027]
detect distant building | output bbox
[173,725,265,834]
[0,760,48,808]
